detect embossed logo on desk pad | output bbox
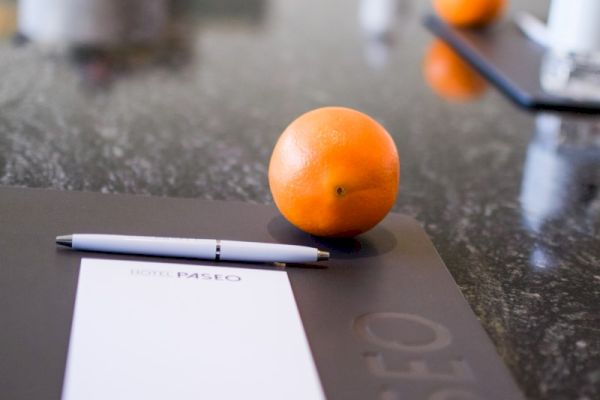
[269,215,525,400]
[0,187,524,400]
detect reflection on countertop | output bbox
[0,0,599,399]
[521,113,600,234]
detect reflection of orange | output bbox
[269,107,400,237]
[0,3,17,38]
[434,0,506,28]
[423,39,486,101]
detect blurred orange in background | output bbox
[423,39,487,101]
[433,0,506,27]
[0,1,17,38]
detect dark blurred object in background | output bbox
[13,0,266,89]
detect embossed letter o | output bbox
[354,312,452,352]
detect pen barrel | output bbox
[220,240,318,263]
[72,235,217,259]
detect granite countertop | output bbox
[0,0,598,398]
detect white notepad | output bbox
[62,259,325,400]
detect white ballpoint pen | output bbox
[56,234,330,264]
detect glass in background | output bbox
[358,0,411,69]
[540,0,600,101]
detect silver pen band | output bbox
[215,239,221,261]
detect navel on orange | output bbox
[268,107,400,237]
[433,0,506,28]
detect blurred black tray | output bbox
[424,13,600,113]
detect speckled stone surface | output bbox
[0,0,599,398]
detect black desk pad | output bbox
[0,186,524,399]
[424,13,600,113]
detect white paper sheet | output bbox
[62,258,325,400]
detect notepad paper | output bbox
[62,259,325,400]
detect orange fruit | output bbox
[268,107,400,237]
[423,39,487,101]
[433,0,506,27]
[0,3,17,38]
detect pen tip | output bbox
[56,235,73,247]
[317,250,330,261]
